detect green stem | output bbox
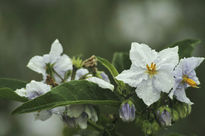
[71,66,77,80]
[53,69,64,82]
[87,120,112,136]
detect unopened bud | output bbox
[72,57,84,69]
[119,100,136,122]
[157,108,172,127]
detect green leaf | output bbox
[97,56,125,87]
[97,56,119,77]
[112,52,131,73]
[166,133,185,136]
[0,78,27,102]
[0,78,26,90]
[12,80,120,114]
[0,88,28,102]
[170,39,201,58]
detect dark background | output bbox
[0,0,204,136]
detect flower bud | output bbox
[179,103,192,119]
[157,108,172,127]
[72,57,84,69]
[119,100,136,122]
[172,109,179,122]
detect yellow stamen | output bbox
[183,75,198,88]
[146,62,157,77]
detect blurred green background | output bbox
[0,0,204,136]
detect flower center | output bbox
[146,62,157,77]
[183,75,198,88]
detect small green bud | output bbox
[172,109,179,122]
[187,104,192,115]
[72,57,84,69]
[151,121,160,133]
[174,103,192,119]
[142,120,152,135]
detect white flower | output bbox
[34,110,52,121]
[116,43,179,106]
[27,39,73,84]
[15,80,51,99]
[62,105,98,129]
[15,80,52,121]
[169,57,204,105]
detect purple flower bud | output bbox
[157,109,172,126]
[119,101,136,122]
[100,72,110,83]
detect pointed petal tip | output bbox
[53,39,60,43]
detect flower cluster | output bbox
[117,42,204,107]
[11,39,204,135]
[116,42,203,135]
[15,39,114,128]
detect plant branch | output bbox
[87,120,112,136]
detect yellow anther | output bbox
[146,62,157,77]
[183,75,198,88]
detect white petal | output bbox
[86,77,114,91]
[53,74,63,84]
[135,79,161,106]
[75,68,89,80]
[130,42,158,68]
[51,106,66,115]
[76,114,88,129]
[153,71,174,93]
[54,54,73,73]
[49,39,63,64]
[26,80,51,99]
[67,105,85,118]
[157,46,179,71]
[15,88,27,97]
[84,105,98,122]
[173,87,193,105]
[34,110,52,121]
[182,57,204,75]
[27,56,46,75]
[173,60,183,78]
[116,69,148,88]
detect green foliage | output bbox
[63,126,79,136]
[63,126,100,136]
[0,78,26,90]
[166,133,185,136]
[97,56,119,78]
[0,88,28,102]
[142,120,160,135]
[0,78,27,102]
[169,39,201,58]
[112,52,131,73]
[97,56,126,90]
[12,80,120,114]
[173,102,192,119]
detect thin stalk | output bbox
[53,69,64,82]
[87,120,112,136]
[71,66,77,80]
